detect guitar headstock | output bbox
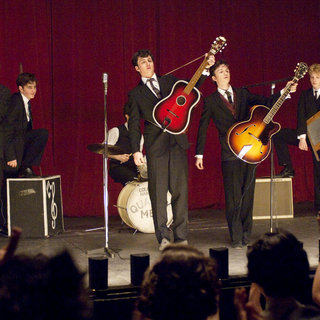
[209,36,227,55]
[293,62,308,81]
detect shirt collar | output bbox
[21,92,30,105]
[142,73,158,84]
[217,85,233,96]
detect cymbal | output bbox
[87,143,124,155]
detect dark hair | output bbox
[135,244,220,320]
[0,251,92,320]
[247,229,310,298]
[131,49,154,67]
[16,72,37,88]
[209,59,229,77]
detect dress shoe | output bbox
[18,167,39,178]
[276,166,295,178]
[159,238,171,251]
[175,240,188,245]
[231,242,243,249]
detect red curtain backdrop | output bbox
[0,0,319,216]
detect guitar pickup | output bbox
[166,109,179,118]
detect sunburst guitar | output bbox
[227,62,308,164]
[153,36,226,134]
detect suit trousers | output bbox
[273,128,320,209]
[273,128,299,167]
[222,160,256,245]
[146,138,188,243]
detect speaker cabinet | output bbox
[7,175,64,238]
[253,177,293,219]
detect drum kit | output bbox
[87,143,173,234]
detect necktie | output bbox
[315,90,318,100]
[147,78,161,99]
[225,90,233,104]
[27,101,32,128]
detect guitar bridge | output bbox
[166,109,179,118]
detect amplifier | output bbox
[7,175,64,238]
[253,177,293,219]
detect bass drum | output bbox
[117,181,173,233]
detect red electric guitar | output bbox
[152,36,227,134]
[227,62,308,164]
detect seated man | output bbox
[235,229,320,320]
[107,103,144,186]
[133,244,220,320]
[5,73,48,178]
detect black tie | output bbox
[225,90,233,104]
[315,90,318,100]
[147,78,161,99]
[27,101,32,128]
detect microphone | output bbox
[102,73,108,94]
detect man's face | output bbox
[212,64,230,89]
[310,72,320,90]
[135,55,155,78]
[19,81,37,100]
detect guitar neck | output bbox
[264,80,294,124]
[184,58,208,95]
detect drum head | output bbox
[117,181,173,234]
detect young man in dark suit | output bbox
[5,73,48,178]
[273,63,320,214]
[195,60,297,248]
[128,49,215,250]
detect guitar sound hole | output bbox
[176,96,186,106]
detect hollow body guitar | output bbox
[227,62,308,164]
[152,36,226,135]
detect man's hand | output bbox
[114,153,131,164]
[195,158,204,170]
[0,226,21,264]
[7,160,17,168]
[206,53,215,69]
[285,80,298,93]
[299,137,308,151]
[133,152,144,166]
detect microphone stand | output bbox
[102,73,115,258]
[269,83,276,232]
[243,77,290,232]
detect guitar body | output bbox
[227,105,281,164]
[153,80,200,134]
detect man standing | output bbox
[5,73,48,177]
[273,64,320,215]
[195,60,296,248]
[128,49,214,250]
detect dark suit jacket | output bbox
[128,74,192,157]
[297,88,320,136]
[196,87,280,161]
[0,84,11,160]
[5,92,30,162]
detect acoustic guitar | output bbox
[227,62,308,164]
[152,36,226,135]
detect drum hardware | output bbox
[87,143,124,155]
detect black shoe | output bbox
[18,167,39,178]
[276,166,295,178]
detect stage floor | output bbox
[0,201,319,287]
